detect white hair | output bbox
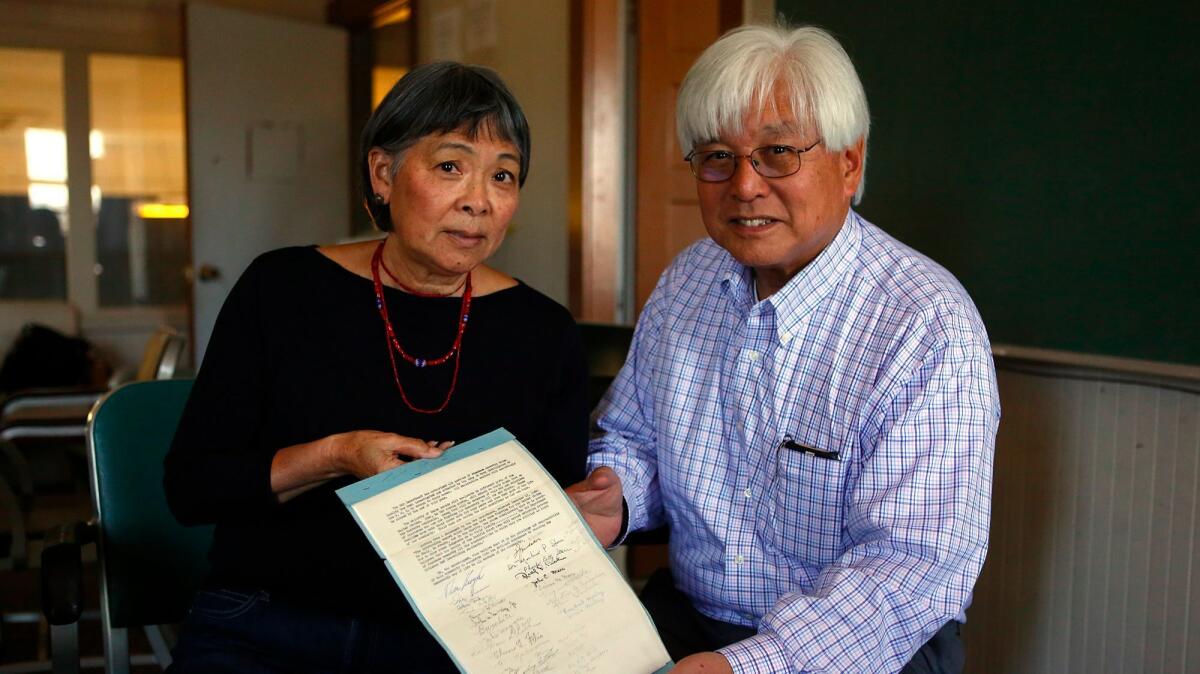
[676,24,871,204]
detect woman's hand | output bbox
[329,430,453,479]
[272,431,452,502]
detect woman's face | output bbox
[372,128,521,278]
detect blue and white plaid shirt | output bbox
[589,210,1000,673]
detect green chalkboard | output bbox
[776,3,1199,365]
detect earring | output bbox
[373,193,386,205]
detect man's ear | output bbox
[840,137,866,199]
[367,148,395,201]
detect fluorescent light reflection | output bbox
[24,128,68,182]
[137,203,189,219]
[28,182,69,212]
[90,130,105,159]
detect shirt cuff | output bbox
[608,497,630,548]
[718,631,794,674]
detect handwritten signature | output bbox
[509,539,574,586]
[512,537,541,558]
[502,646,560,674]
[443,567,489,599]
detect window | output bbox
[0,47,188,309]
[89,54,188,307]
[0,47,68,300]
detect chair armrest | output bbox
[0,387,105,420]
[40,520,97,626]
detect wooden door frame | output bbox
[570,0,745,323]
[569,0,629,323]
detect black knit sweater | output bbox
[164,246,589,619]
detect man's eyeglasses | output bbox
[685,139,823,183]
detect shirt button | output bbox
[780,331,793,345]
[746,350,761,362]
[743,488,752,498]
[734,554,745,565]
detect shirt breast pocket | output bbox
[767,447,847,566]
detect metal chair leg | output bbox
[49,622,80,674]
[103,626,129,674]
[144,625,173,669]
[0,440,33,501]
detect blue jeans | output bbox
[166,587,458,674]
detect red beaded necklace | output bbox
[370,240,472,414]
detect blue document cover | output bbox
[336,428,672,674]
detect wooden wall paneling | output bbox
[965,366,1200,674]
[1163,390,1195,674]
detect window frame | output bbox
[0,45,190,337]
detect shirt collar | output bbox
[718,251,755,314]
[718,209,862,343]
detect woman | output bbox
[164,62,589,673]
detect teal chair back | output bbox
[88,379,212,630]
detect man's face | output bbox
[694,95,864,296]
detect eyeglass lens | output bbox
[692,146,801,182]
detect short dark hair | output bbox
[360,62,532,231]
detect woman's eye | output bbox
[493,170,515,183]
[768,145,792,155]
[709,151,733,161]
[438,161,459,173]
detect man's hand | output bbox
[565,467,624,546]
[674,652,733,673]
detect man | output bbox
[567,24,1000,674]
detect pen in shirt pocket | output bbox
[779,435,841,461]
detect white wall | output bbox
[417,0,570,306]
